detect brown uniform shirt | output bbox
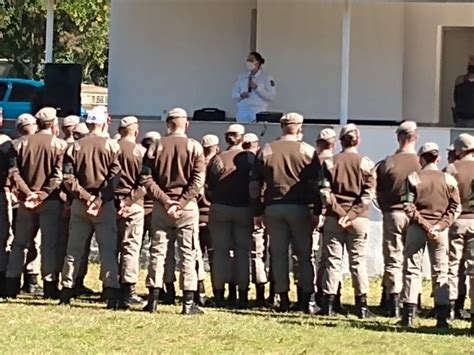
[324,149,376,220]
[376,151,421,212]
[115,139,146,206]
[63,133,121,203]
[251,136,319,215]
[407,164,461,229]
[445,156,474,219]
[141,132,205,209]
[0,134,12,192]
[206,147,255,207]
[198,155,214,224]
[10,132,66,202]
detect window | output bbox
[9,83,38,102]
[0,83,7,101]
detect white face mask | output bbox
[246,61,257,71]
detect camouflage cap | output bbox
[453,133,474,153]
[243,133,259,144]
[339,123,359,140]
[226,124,245,135]
[72,123,89,135]
[35,107,57,123]
[143,131,161,141]
[16,113,36,128]
[201,134,219,148]
[167,108,188,120]
[119,116,138,129]
[396,121,417,135]
[317,128,336,142]
[62,115,80,128]
[418,142,439,156]
[280,112,304,125]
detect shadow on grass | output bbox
[277,316,472,337]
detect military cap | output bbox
[396,121,417,135]
[35,107,57,123]
[143,131,161,141]
[226,124,245,135]
[317,128,336,142]
[120,116,138,129]
[62,115,80,128]
[446,144,455,152]
[418,142,439,156]
[16,113,36,128]
[167,108,187,120]
[453,133,474,153]
[73,123,89,135]
[280,112,304,125]
[243,133,259,144]
[86,106,108,124]
[339,123,359,139]
[201,134,219,148]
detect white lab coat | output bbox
[232,69,276,123]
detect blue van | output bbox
[0,78,44,119]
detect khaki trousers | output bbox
[7,200,60,281]
[466,229,474,314]
[118,203,145,284]
[251,227,268,284]
[209,204,252,290]
[448,219,474,300]
[401,224,449,306]
[322,216,369,296]
[292,229,320,289]
[265,205,314,294]
[382,211,410,294]
[146,201,199,291]
[61,200,119,289]
[0,192,10,273]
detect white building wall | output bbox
[108,0,256,117]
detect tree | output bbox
[0,0,110,86]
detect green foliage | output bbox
[0,0,110,85]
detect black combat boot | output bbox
[227,283,237,307]
[435,305,449,329]
[454,295,468,319]
[181,290,204,315]
[334,282,344,314]
[162,282,176,305]
[104,287,119,310]
[299,292,317,314]
[128,284,145,305]
[59,287,73,306]
[213,289,226,308]
[307,292,319,315]
[142,288,160,313]
[416,294,423,315]
[0,272,6,298]
[43,281,60,300]
[255,283,266,308]
[448,300,456,321]
[118,283,133,310]
[22,273,43,296]
[195,280,207,307]
[388,293,400,318]
[276,292,290,313]
[237,290,249,309]
[355,294,374,319]
[73,277,95,297]
[401,303,416,328]
[6,277,21,299]
[317,294,335,316]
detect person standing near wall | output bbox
[453,55,474,128]
[400,143,461,329]
[376,121,421,318]
[232,52,276,123]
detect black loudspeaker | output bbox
[256,111,283,123]
[193,108,226,121]
[43,63,82,117]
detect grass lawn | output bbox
[0,266,472,354]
